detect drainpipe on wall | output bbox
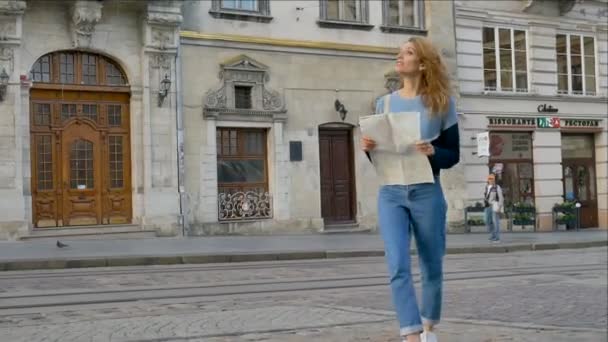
[175,44,186,237]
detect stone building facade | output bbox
[0,0,466,240]
[455,0,608,230]
[0,0,183,239]
[180,0,463,235]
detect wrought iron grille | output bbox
[218,191,272,221]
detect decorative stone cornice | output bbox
[522,0,576,15]
[145,10,183,27]
[146,1,183,25]
[0,18,16,42]
[0,0,26,15]
[204,55,286,122]
[144,1,182,54]
[558,0,577,15]
[149,52,172,69]
[203,108,287,123]
[70,0,103,48]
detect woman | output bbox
[361,37,459,342]
[484,173,504,242]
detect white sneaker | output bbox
[420,331,438,342]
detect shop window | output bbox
[489,132,534,206]
[561,134,597,204]
[216,128,268,195]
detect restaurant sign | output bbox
[562,119,601,128]
[489,116,602,130]
[488,117,536,127]
[537,117,560,128]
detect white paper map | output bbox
[359,112,435,186]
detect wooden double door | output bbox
[319,128,356,225]
[31,89,132,227]
[562,160,598,228]
[561,134,598,228]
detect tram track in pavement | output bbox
[0,263,603,312]
[0,250,603,280]
[0,257,385,280]
[0,254,492,280]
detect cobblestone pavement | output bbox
[0,248,605,341]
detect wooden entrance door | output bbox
[30,51,131,228]
[562,161,598,228]
[562,134,598,228]
[319,128,356,225]
[61,123,102,225]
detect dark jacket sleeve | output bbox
[428,123,460,171]
[428,97,460,173]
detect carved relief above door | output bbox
[30,51,131,228]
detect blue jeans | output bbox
[377,179,447,336]
[484,207,500,240]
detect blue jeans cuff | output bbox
[421,316,440,326]
[400,324,424,336]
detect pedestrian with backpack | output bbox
[484,173,504,242]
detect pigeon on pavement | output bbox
[56,240,69,248]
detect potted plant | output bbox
[466,218,485,226]
[464,202,487,232]
[553,200,576,212]
[465,202,486,213]
[511,202,536,227]
[553,201,577,230]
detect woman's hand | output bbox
[415,141,435,156]
[361,135,376,152]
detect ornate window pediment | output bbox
[204,55,286,122]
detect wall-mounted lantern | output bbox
[334,99,347,121]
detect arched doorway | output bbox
[29,51,131,227]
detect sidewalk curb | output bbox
[1,240,606,272]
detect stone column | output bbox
[272,120,289,221]
[426,0,467,230]
[200,118,218,226]
[0,0,26,240]
[597,28,608,229]
[532,131,563,231]
[528,24,558,96]
[142,1,183,235]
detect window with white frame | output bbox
[482,27,528,92]
[330,0,360,21]
[556,34,596,96]
[383,0,423,29]
[323,0,366,22]
[210,0,271,22]
[221,0,258,11]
